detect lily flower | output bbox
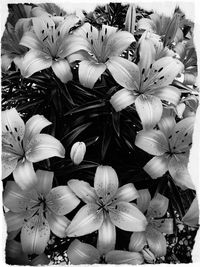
[66,165,147,254]
[135,115,195,189]
[19,13,80,83]
[129,190,173,258]
[66,22,135,88]
[108,55,183,129]
[182,197,199,227]
[67,239,144,265]
[3,170,80,255]
[2,108,65,190]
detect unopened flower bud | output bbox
[70,142,86,165]
[125,4,136,34]
[142,247,156,263]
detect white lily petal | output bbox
[13,160,38,191]
[146,226,167,257]
[4,211,26,232]
[158,116,176,138]
[137,189,151,213]
[151,218,174,234]
[66,204,103,237]
[106,56,140,90]
[105,250,144,265]
[21,215,50,255]
[3,181,28,212]
[135,129,169,156]
[110,88,136,112]
[20,31,43,50]
[46,212,70,238]
[94,165,119,203]
[68,179,97,203]
[182,197,199,227]
[97,215,116,254]
[115,183,139,202]
[25,133,65,162]
[135,94,163,130]
[59,15,80,37]
[35,170,53,195]
[20,50,52,78]
[152,85,181,106]
[67,239,100,265]
[168,154,195,190]
[1,152,18,179]
[147,193,169,218]
[70,141,86,165]
[143,155,170,179]
[46,186,80,215]
[129,231,147,252]
[78,60,106,89]
[52,59,73,83]
[109,201,147,232]
[23,115,51,148]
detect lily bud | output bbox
[164,13,181,46]
[125,4,136,34]
[110,89,135,112]
[70,141,86,165]
[142,247,156,263]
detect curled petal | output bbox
[182,197,199,227]
[137,189,151,213]
[97,216,116,254]
[46,186,80,215]
[67,239,100,265]
[110,89,136,112]
[109,201,147,232]
[78,60,106,89]
[52,59,73,83]
[135,94,163,130]
[115,183,139,202]
[68,179,97,203]
[46,212,70,238]
[5,211,26,232]
[21,215,50,255]
[25,133,65,162]
[147,193,169,218]
[66,204,103,237]
[135,129,169,156]
[158,116,176,138]
[105,250,144,265]
[143,155,170,179]
[35,170,53,195]
[151,218,174,234]
[146,226,167,257]
[94,165,119,203]
[13,160,38,191]
[129,231,146,252]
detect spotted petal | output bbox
[146,226,167,257]
[109,201,147,232]
[46,186,80,215]
[143,155,170,179]
[151,85,181,106]
[52,59,73,83]
[46,212,70,238]
[21,214,50,255]
[105,250,144,264]
[151,218,174,234]
[147,193,169,218]
[1,152,18,179]
[66,204,104,237]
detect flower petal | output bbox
[152,85,181,106]
[70,141,86,165]
[68,179,97,203]
[3,181,28,212]
[20,50,52,78]
[110,88,136,112]
[66,204,103,237]
[20,31,43,50]
[109,201,147,232]
[182,197,199,227]
[97,215,116,254]
[13,160,38,191]
[67,239,100,265]
[59,15,80,37]
[135,94,163,130]
[106,56,140,90]
[46,186,80,215]
[6,240,29,265]
[31,253,50,265]
[46,212,70,238]
[23,114,52,148]
[25,133,65,162]
[129,231,147,252]
[94,165,119,203]
[52,59,73,83]
[4,211,26,232]
[35,170,53,195]
[137,189,151,213]
[143,155,170,179]
[1,152,18,179]
[151,218,174,234]
[168,154,195,190]
[146,226,167,257]
[147,193,169,218]
[158,116,176,138]
[105,250,144,265]
[78,60,106,89]
[135,129,169,156]
[115,183,139,202]
[21,215,50,255]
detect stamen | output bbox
[149,64,152,69]
[91,39,93,45]
[101,35,104,42]
[105,28,107,34]
[143,77,148,82]
[43,36,48,42]
[17,136,20,142]
[52,36,54,43]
